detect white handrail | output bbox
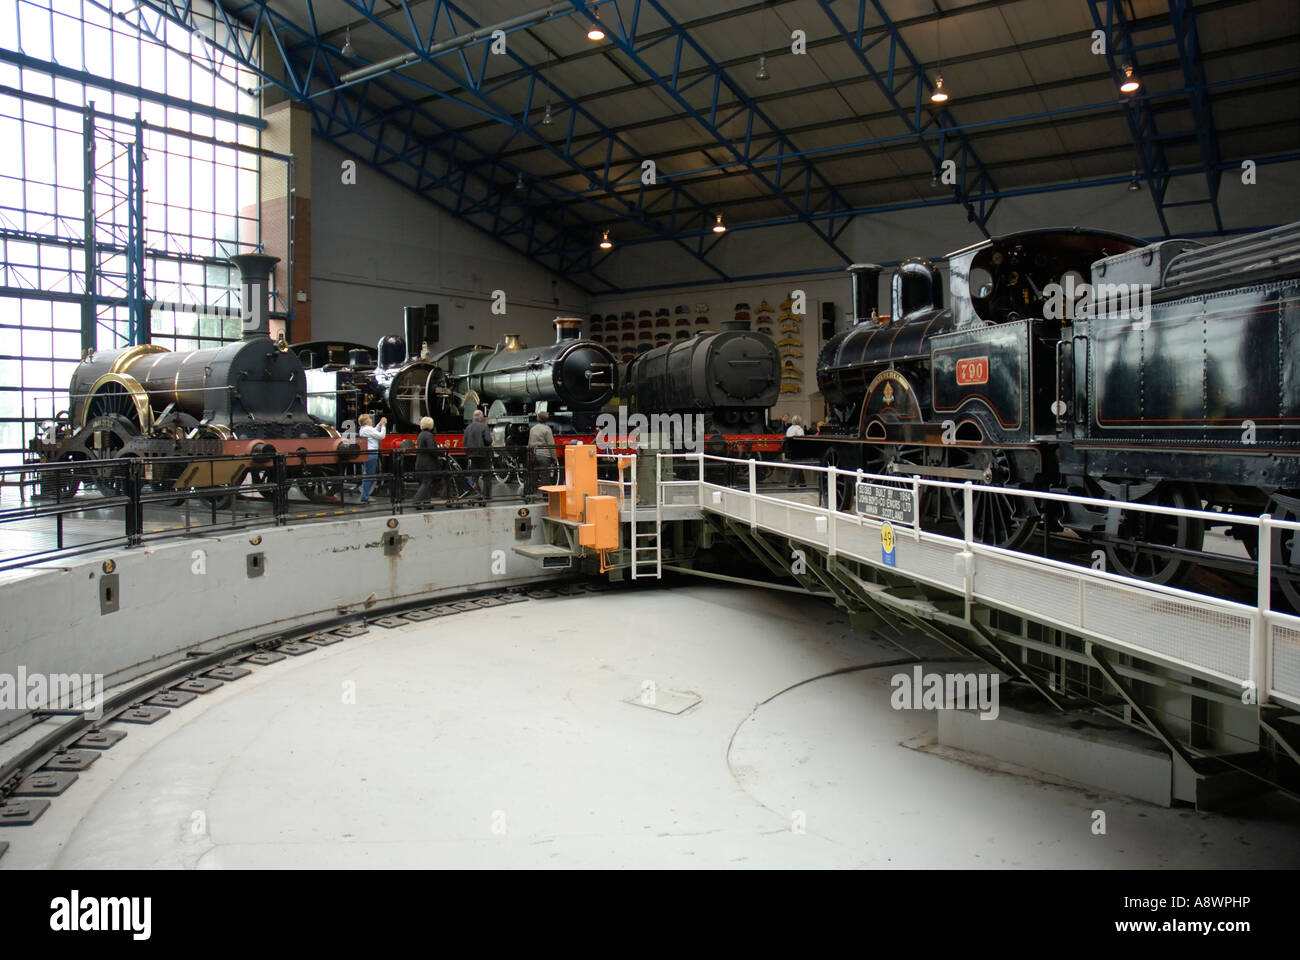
[663,453,1300,709]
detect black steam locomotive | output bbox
[791,221,1300,602]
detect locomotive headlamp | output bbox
[387,518,398,529]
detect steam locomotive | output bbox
[30,254,361,501]
[790,221,1300,604]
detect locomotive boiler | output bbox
[791,221,1300,603]
[437,318,619,444]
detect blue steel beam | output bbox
[322,0,734,281]
[1086,0,1188,236]
[1167,0,1223,232]
[131,1,634,291]
[564,0,860,262]
[541,148,1300,261]
[816,0,1002,237]
[165,0,730,282]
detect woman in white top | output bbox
[358,413,387,502]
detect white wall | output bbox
[310,139,589,352]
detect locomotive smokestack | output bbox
[554,317,583,343]
[229,252,281,341]
[403,306,424,363]
[401,303,439,361]
[847,263,882,326]
[722,318,750,332]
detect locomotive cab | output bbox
[945,229,1142,437]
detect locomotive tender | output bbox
[792,221,1300,600]
[625,318,780,435]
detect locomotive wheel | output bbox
[38,453,85,500]
[820,450,856,512]
[1103,483,1204,586]
[877,445,947,532]
[492,450,525,489]
[942,448,1038,550]
[297,467,343,504]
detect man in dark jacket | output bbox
[463,409,493,501]
[412,417,439,507]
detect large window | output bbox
[0,0,275,464]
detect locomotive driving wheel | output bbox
[820,449,857,511]
[1102,482,1204,586]
[39,452,86,500]
[943,448,1039,551]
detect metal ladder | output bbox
[627,453,662,580]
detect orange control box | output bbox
[579,495,618,551]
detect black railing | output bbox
[0,445,566,572]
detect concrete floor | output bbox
[3,584,1298,869]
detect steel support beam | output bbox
[816,0,1001,237]
[133,0,629,291]
[566,0,860,262]
[1167,0,1224,232]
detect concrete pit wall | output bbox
[0,506,561,734]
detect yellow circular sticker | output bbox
[881,522,895,553]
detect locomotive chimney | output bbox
[721,318,750,332]
[847,263,882,325]
[402,303,439,361]
[229,252,281,341]
[403,306,424,363]
[554,317,583,343]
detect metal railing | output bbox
[660,450,1300,709]
[0,444,564,572]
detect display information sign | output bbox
[855,481,916,526]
